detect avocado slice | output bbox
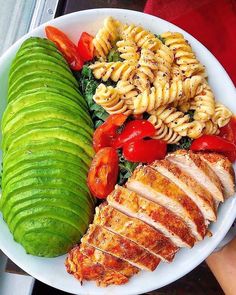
[19,37,57,51]
[21,230,74,257]
[9,60,77,87]
[2,119,93,152]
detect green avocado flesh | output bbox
[1,37,95,257]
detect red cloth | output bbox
[144,0,236,85]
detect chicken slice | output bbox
[200,153,235,199]
[94,203,178,262]
[126,166,206,240]
[80,243,139,277]
[107,186,195,248]
[81,224,160,271]
[65,245,128,287]
[167,150,224,202]
[151,159,216,221]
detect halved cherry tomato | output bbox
[112,120,156,149]
[93,114,127,152]
[45,26,83,70]
[87,147,119,199]
[219,116,236,143]
[190,135,236,162]
[77,32,94,61]
[123,139,167,163]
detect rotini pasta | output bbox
[152,106,190,136]
[121,24,162,51]
[148,115,182,143]
[203,120,220,135]
[161,32,206,78]
[191,84,215,122]
[212,103,232,128]
[93,84,131,115]
[133,48,158,91]
[89,61,136,82]
[116,38,140,62]
[187,120,205,139]
[93,17,120,59]
[116,80,138,109]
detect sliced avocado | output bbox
[2,119,93,152]
[7,195,93,229]
[8,79,84,104]
[11,205,89,236]
[19,37,57,51]
[8,71,78,95]
[14,216,83,252]
[22,230,73,257]
[10,53,69,77]
[5,126,94,157]
[9,60,77,88]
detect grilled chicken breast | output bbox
[107,186,196,248]
[66,151,235,287]
[80,243,139,278]
[65,245,129,286]
[81,224,160,271]
[200,153,235,199]
[126,166,207,240]
[94,203,178,262]
[167,150,224,202]
[151,159,216,221]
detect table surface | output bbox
[3,0,225,294]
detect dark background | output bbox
[32,0,223,294]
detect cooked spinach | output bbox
[167,137,192,153]
[117,150,139,185]
[108,47,122,62]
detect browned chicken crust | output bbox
[65,245,128,287]
[81,224,160,271]
[94,203,178,262]
[127,165,207,240]
[108,186,196,248]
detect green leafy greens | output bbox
[117,150,139,185]
[108,47,122,62]
[167,137,192,153]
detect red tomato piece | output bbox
[190,135,236,162]
[45,26,83,70]
[219,116,236,144]
[87,147,119,199]
[123,139,167,163]
[93,114,127,152]
[77,32,94,61]
[112,120,156,149]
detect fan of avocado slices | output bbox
[0,37,95,257]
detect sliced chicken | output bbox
[80,243,139,277]
[200,153,235,199]
[151,159,216,222]
[167,150,224,202]
[107,186,196,248]
[94,203,178,262]
[65,245,129,287]
[126,166,207,240]
[81,224,160,271]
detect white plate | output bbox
[0,8,235,295]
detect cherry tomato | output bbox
[219,116,236,143]
[87,147,119,199]
[123,139,167,163]
[77,32,94,61]
[45,26,84,70]
[112,120,156,149]
[93,114,127,152]
[190,135,236,162]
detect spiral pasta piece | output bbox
[203,120,220,135]
[116,38,140,62]
[191,84,215,122]
[212,103,232,128]
[89,61,136,82]
[161,32,205,78]
[153,106,190,136]
[93,17,120,59]
[93,84,131,115]
[187,120,205,139]
[121,24,162,51]
[116,80,138,109]
[148,115,182,143]
[171,63,183,81]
